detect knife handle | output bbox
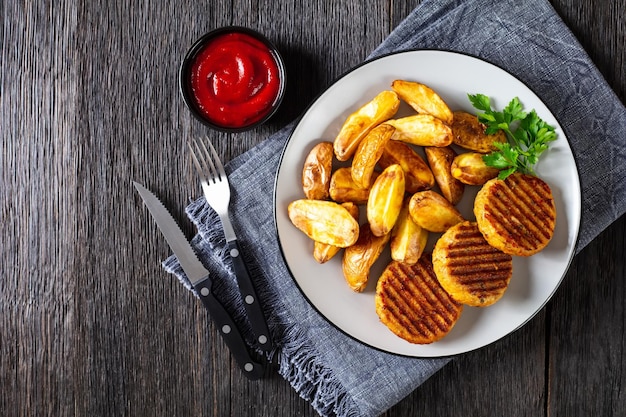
[194,277,265,380]
[227,239,273,352]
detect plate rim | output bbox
[273,48,582,358]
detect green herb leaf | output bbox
[497,166,518,180]
[468,93,492,112]
[482,152,511,169]
[503,97,526,123]
[468,93,557,179]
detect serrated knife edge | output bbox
[132,181,208,286]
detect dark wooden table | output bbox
[2,1,624,416]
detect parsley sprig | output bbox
[468,93,557,180]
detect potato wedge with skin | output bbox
[391,200,429,265]
[329,167,379,204]
[408,190,464,233]
[288,199,359,247]
[333,90,400,161]
[313,203,359,264]
[451,152,501,185]
[385,115,453,147]
[367,164,405,237]
[451,111,507,153]
[352,124,395,189]
[302,141,334,200]
[391,80,454,125]
[342,223,391,292]
[378,140,434,193]
[424,146,465,205]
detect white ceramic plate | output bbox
[274,50,581,357]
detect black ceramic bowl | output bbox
[179,26,286,132]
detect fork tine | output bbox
[198,140,222,182]
[188,138,217,184]
[187,139,206,180]
[203,137,226,180]
[197,139,220,183]
[198,140,219,182]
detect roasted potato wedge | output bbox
[424,146,465,205]
[451,111,507,153]
[390,200,429,265]
[385,115,453,147]
[378,140,434,193]
[333,90,400,161]
[288,199,359,247]
[302,141,334,200]
[351,123,395,189]
[451,152,501,185]
[313,203,359,264]
[329,167,378,204]
[367,164,405,237]
[408,190,464,233]
[342,223,391,292]
[391,80,454,125]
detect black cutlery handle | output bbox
[227,239,273,352]
[194,277,265,380]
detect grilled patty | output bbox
[474,173,556,257]
[433,221,513,307]
[375,256,463,344]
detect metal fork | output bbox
[188,137,273,352]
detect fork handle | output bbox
[227,239,274,352]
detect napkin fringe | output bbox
[277,324,360,417]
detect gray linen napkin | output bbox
[163,0,626,416]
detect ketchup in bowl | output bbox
[180,27,286,131]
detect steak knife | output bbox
[133,181,265,380]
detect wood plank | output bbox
[1,1,80,416]
[547,217,626,416]
[545,1,626,415]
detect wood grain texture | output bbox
[0,0,623,416]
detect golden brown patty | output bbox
[432,221,513,307]
[375,256,463,344]
[474,173,556,256]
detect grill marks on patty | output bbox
[433,221,513,306]
[376,257,463,344]
[475,173,556,256]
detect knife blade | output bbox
[133,181,265,380]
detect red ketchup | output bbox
[189,31,282,129]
